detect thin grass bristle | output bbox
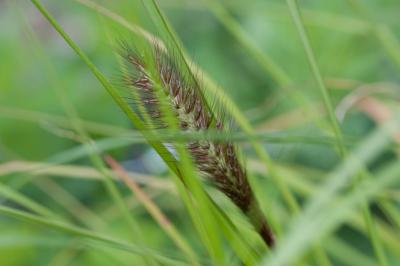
[120,44,275,247]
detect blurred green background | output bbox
[1,0,400,265]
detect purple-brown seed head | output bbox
[120,44,275,247]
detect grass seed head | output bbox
[120,44,275,247]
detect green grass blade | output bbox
[285,1,389,265]
[0,205,189,266]
[285,0,345,156]
[0,182,58,219]
[261,116,400,265]
[21,6,161,265]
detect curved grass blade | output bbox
[285,1,390,265]
[105,156,200,266]
[261,116,400,265]
[0,205,189,266]
[0,183,58,219]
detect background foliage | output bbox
[1,0,400,265]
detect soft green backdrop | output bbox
[1,0,400,265]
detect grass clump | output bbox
[1,0,400,265]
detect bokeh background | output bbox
[1,0,400,265]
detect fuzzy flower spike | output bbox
[122,45,275,247]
